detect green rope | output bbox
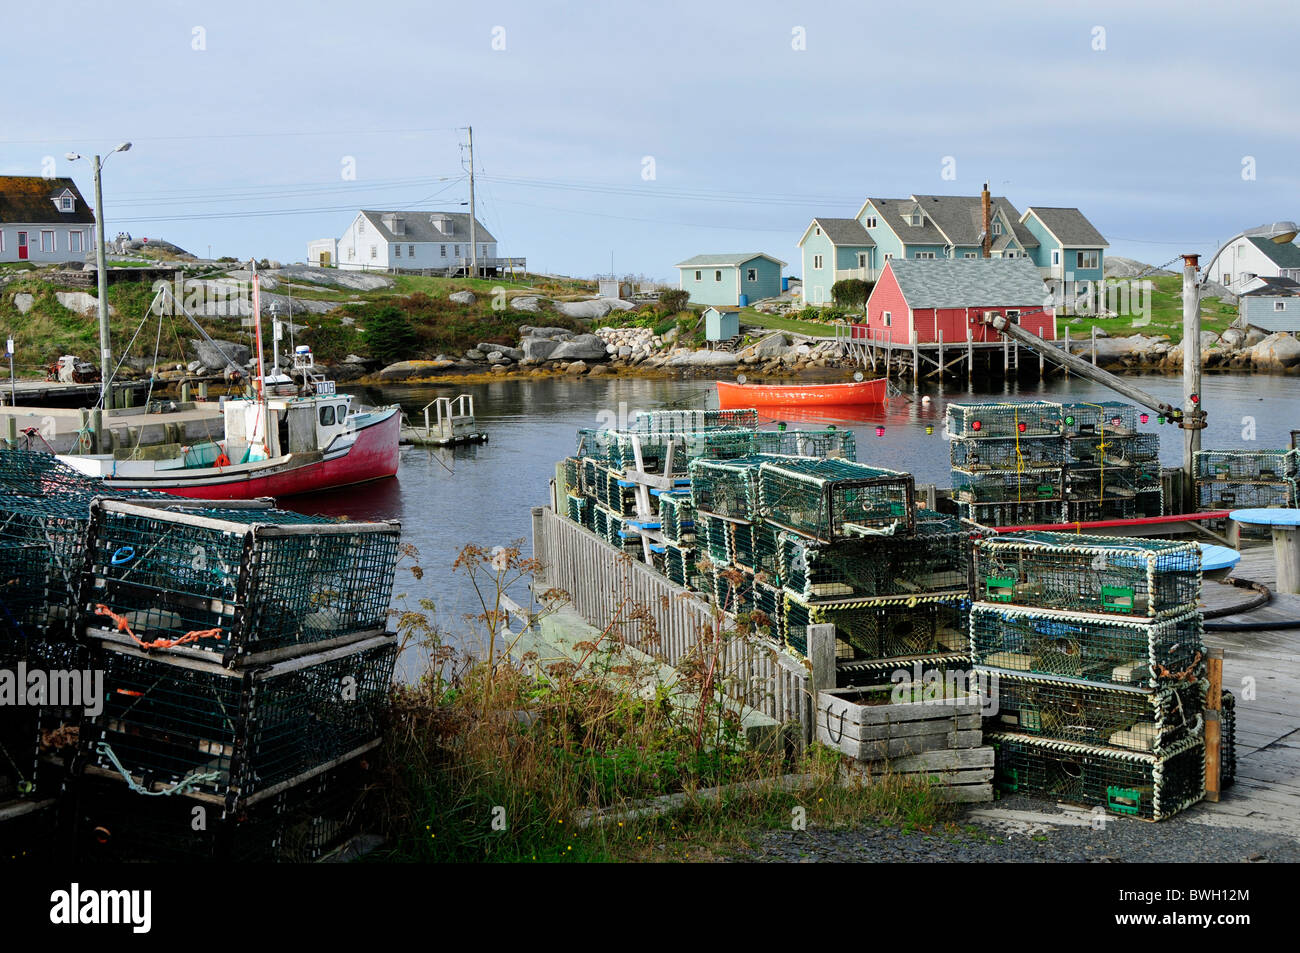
[95,741,221,797]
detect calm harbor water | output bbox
[278,372,1300,670]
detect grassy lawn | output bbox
[1055,275,1238,343]
[738,307,841,338]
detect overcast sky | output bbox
[3,0,1297,280]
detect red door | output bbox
[17,231,27,260]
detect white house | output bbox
[0,176,96,264]
[325,210,522,275]
[1209,230,1300,294]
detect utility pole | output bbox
[92,155,112,410]
[467,125,477,281]
[1181,253,1205,513]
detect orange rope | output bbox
[94,604,222,650]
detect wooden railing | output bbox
[530,505,813,737]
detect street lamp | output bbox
[65,142,132,411]
[1178,221,1298,510]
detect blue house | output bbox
[1019,207,1109,284]
[702,306,741,342]
[676,253,785,306]
[800,190,1043,307]
[797,218,875,307]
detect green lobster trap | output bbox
[784,592,969,663]
[785,515,980,603]
[1069,432,1160,466]
[759,457,915,540]
[952,468,1064,504]
[708,566,751,614]
[73,753,376,863]
[976,532,1201,619]
[988,729,1205,820]
[688,455,768,520]
[1194,448,1298,482]
[950,438,1066,472]
[1060,401,1140,438]
[752,428,857,461]
[956,498,1063,528]
[970,603,1203,689]
[81,499,401,664]
[630,408,759,433]
[664,543,703,590]
[986,672,1204,754]
[565,493,589,527]
[84,634,396,803]
[657,493,695,543]
[751,578,784,639]
[692,512,732,566]
[1196,478,1296,511]
[946,401,1063,440]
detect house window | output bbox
[857,253,867,268]
[695,270,702,281]
[1006,310,1021,323]
[992,222,1002,236]
[40,230,55,252]
[69,230,83,253]
[715,270,722,282]
[369,245,376,259]
[358,220,364,233]
[1052,250,1061,266]
[813,255,823,269]
[910,212,921,226]
[1076,250,1099,269]
[914,251,935,259]
[815,226,821,235]
[964,252,976,259]
[409,245,415,256]
[61,196,72,211]
[348,247,355,260]
[440,245,447,257]
[1276,301,1286,312]
[865,216,877,228]
[454,245,460,256]
[394,245,401,258]
[882,311,892,327]
[746,268,757,282]
[883,253,893,261]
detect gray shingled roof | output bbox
[1023,207,1108,248]
[1243,275,1300,296]
[885,257,1050,309]
[1247,237,1300,269]
[360,210,496,244]
[865,198,948,245]
[911,194,1039,250]
[810,217,874,246]
[676,252,787,268]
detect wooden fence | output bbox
[531,505,815,739]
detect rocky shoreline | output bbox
[356,322,1300,385]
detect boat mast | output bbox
[251,260,270,455]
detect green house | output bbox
[676,253,785,306]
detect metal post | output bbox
[467,125,478,281]
[6,337,14,407]
[91,155,113,413]
[1063,326,1070,377]
[1182,254,1203,514]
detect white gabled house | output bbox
[0,176,96,263]
[320,210,524,276]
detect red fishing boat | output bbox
[716,377,888,409]
[56,267,400,500]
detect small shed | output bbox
[598,277,634,299]
[1241,278,1300,333]
[703,306,740,342]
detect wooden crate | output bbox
[843,746,995,803]
[816,686,982,762]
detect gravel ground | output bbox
[730,796,1299,863]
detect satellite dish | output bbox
[736,374,747,385]
[853,371,863,382]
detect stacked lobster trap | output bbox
[70,496,400,861]
[1194,449,1298,534]
[947,401,1164,527]
[555,409,991,689]
[0,452,179,832]
[971,531,1210,820]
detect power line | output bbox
[0,126,462,146]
